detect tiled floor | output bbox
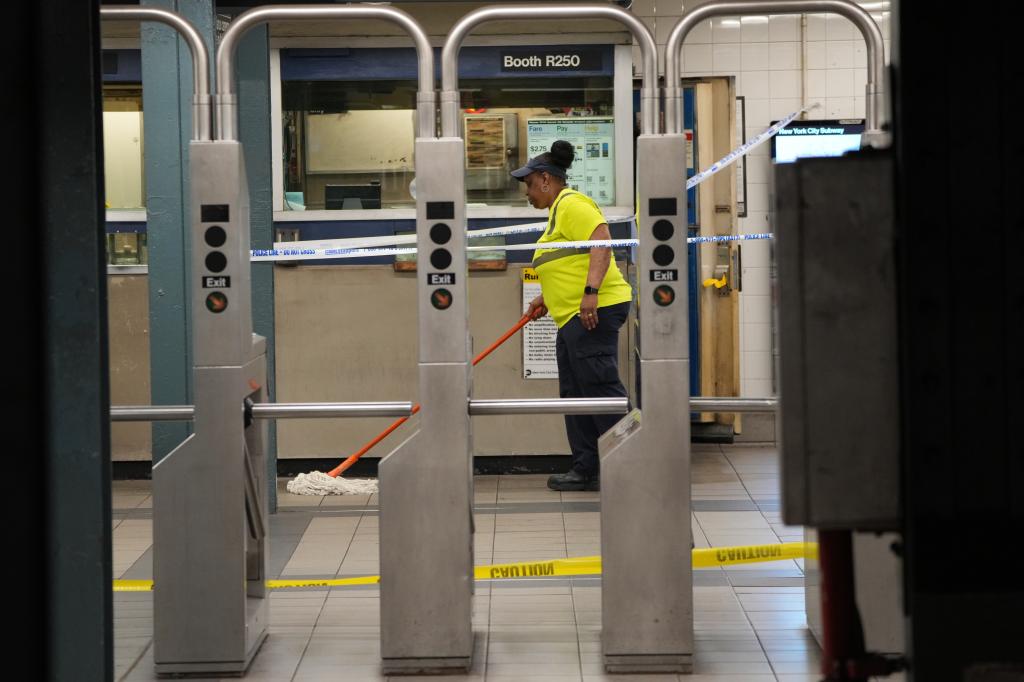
[113,444,825,681]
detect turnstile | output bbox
[152,139,270,675]
[379,138,475,674]
[600,134,694,673]
[437,5,689,675]
[102,5,423,676]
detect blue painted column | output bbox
[236,27,279,510]
[141,0,215,462]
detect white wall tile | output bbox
[745,266,770,294]
[712,18,742,43]
[741,43,770,72]
[742,245,771,271]
[769,42,800,70]
[826,14,856,41]
[688,19,713,44]
[655,17,677,45]
[806,42,827,69]
[805,13,828,41]
[852,40,866,68]
[631,0,656,15]
[744,97,771,128]
[682,44,713,73]
[739,211,770,235]
[746,126,770,155]
[740,238,771,264]
[769,70,801,99]
[655,0,686,16]
[712,43,742,72]
[739,71,771,99]
[740,15,770,42]
[806,69,827,99]
[825,97,856,118]
[768,14,800,42]
[826,68,855,98]
[746,182,769,212]
[746,153,770,184]
[742,293,772,325]
[770,98,802,120]
[742,322,772,352]
[743,378,774,398]
[853,96,865,118]
[743,351,773,380]
[853,67,867,94]
[826,40,855,69]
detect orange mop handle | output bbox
[328,314,534,477]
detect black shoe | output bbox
[547,469,587,491]
[584,475,600,492]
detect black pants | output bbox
[555,300,631,477]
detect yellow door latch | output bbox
[702,275,728,289]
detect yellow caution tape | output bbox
[113,542,817,592]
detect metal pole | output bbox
[250,402,415,419]
[216,5,435,141]
[99,6,212,141]
[664,0,885,136]
[111,401,415,421]
[440,4,658,137]
[469,397,628,416]
[111,406,196,422]
[689,397,778,413]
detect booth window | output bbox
[102,50,147,265]
[280,46,616,210]
[103,85,145,210]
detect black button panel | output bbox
[426,201,455,220]
[652,245,675,267]
[204,225,227,247]
[430,248,452,270]
[648,197,677,216]
[430,223,452,244]
[205,251,227,273]
[652,220,674,241]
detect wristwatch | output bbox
[583,285,599,295]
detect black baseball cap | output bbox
[510,155,567,181]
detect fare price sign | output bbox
[526,117,615,206]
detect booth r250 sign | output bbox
[500,48,602,72]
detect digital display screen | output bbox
[770,119,865,164]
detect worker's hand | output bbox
[526,295,548,320]
[580,294,599,330]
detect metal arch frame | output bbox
[664,0,886,137]
[99,6,212,141]
[439,3,658,137]
[215,4,437,141]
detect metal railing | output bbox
[99,7,212,141]
[664,0,885,137]
[110,402,415,422]
[216,5,435,140]
[440,4,658,137]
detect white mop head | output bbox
[286,471,379,496]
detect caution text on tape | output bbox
[113,542,815,592]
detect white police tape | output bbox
[250,233,775,263]
[684,104,813,191]
[254,106,813,263]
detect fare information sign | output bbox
[526,117,615,206]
